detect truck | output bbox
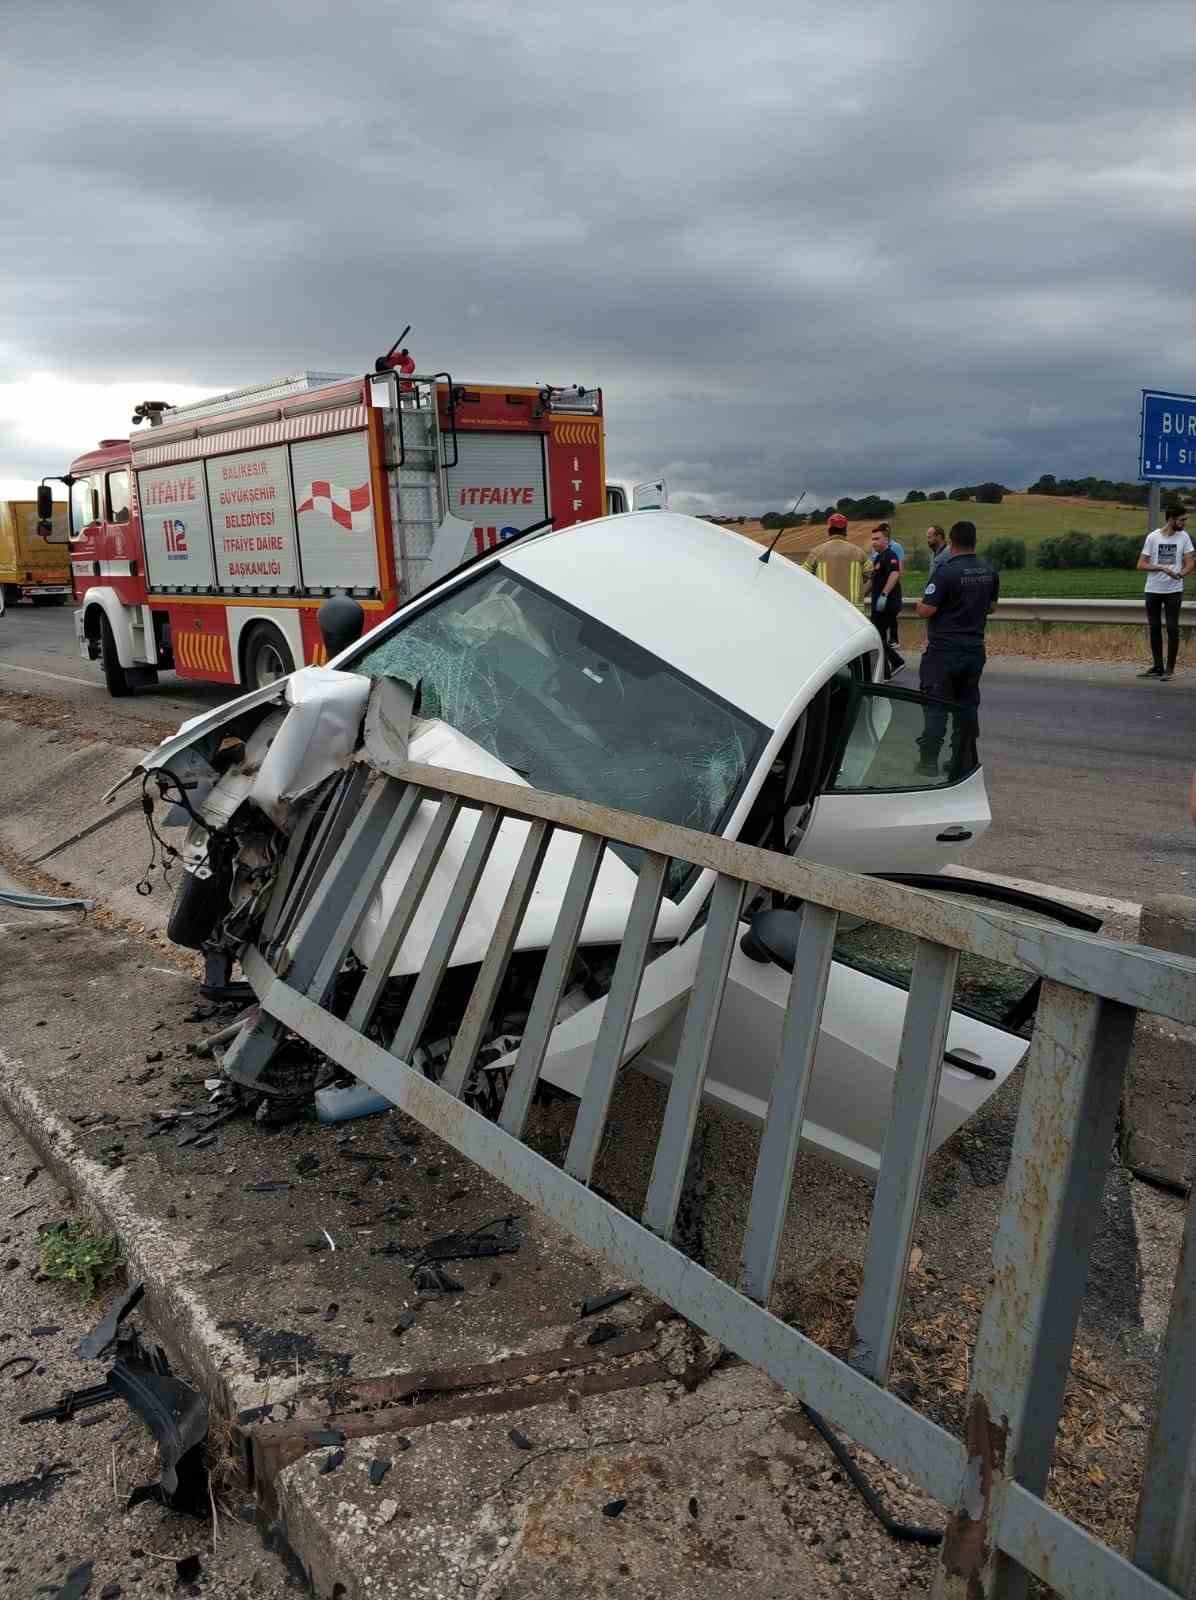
[49,367,609,696]
[0,499,71,606]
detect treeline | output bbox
[1027,474,1147,505]
[905,482,1008,504]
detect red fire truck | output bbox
[50,368,606,696]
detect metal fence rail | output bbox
[222,744,1196,1600]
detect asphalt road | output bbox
[2,602,1193,905]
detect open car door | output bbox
[632,479,668,510]
[796,679,991,877]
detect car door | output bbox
[795,678,991,876]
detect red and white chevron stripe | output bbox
[295,480,371,531]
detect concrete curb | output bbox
[0,1040,266,1419]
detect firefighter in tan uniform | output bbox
[804,512,867,606]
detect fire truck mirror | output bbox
[36,484,54,530]
[318,594,366,660]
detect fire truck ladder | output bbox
[384,371,459,596]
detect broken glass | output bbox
[351,569,767,896]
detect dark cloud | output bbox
[3,0,1195,507]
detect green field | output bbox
[890,492,1151,598]
[991,567,1146,598]
[891,492,1147,554]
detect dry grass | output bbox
[781,1255,1144,1553]
[896,616,1152,663]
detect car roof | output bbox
[500,511,877,725]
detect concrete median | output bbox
[0,716,173,937]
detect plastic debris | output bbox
[580,1289,632,1318]
[508,1428,533,1450]
[369,1457,392,1487]
[77,1283,145,1361]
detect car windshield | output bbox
[351,567,768,898]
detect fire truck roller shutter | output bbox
[444,433,548,552]
[136,463,217,589]
[291,432,380,592]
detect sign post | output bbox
[1140,388,1196,532]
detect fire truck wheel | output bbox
[100,613,133,697]
[243,623,295,689]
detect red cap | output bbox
[827,512,848,531]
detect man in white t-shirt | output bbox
[1138,509,1194,680]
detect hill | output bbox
[741,495,1152,599]
[891,494,1145,554]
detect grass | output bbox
[961,567,1145,599]
[38,1219,124,1300]
[892,493,1147,554]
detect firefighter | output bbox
[804,512,868,607]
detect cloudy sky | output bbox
[3,0,1194,512]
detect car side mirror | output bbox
[36,484,54,533]
[318,594,365,660]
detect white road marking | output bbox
[0,662,100,689]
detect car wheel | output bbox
[243,622,295,689]
[168,837,234,950]
[99,613,133,697]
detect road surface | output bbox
[2,603,1194,905]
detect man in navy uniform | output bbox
[915,521,999,778]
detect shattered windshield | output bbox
[351,567,767,898]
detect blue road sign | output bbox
[1140,389,1196,483]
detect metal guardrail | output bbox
[222,734,1196,1600]
[902,595,1188,626]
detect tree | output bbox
[986,538,1026,570]
[974,482,1005,504]
[928,490,947,502]
[904,489,928,503]
[948,487,971,501]
[1029,473,1058,495]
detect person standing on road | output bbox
[867,526,904,677]
[804,512,868,606]
[914,520,999,778]
[1137,509,1194,681]
[927,524,949,574]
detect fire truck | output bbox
[48,367,608,696]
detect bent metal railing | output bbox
[222,752,1196,1600]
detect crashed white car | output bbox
[122,510,1044,1179]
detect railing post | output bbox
[851,937,959,1382]
[1134,1172,1196,1595]
[933,982,1136,1600]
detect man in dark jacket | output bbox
[866,526,904,678]
[914,521,999,778]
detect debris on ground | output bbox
[37,1559,94,1599]
[0,1460,76,1511]
[21,1320,209,1514]
[76,1282,145,1360]
[174,1554,202,1586]
[580,1288,632,1318]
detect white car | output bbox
[118,510,1037,1178]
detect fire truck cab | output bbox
[58,369,607,696]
